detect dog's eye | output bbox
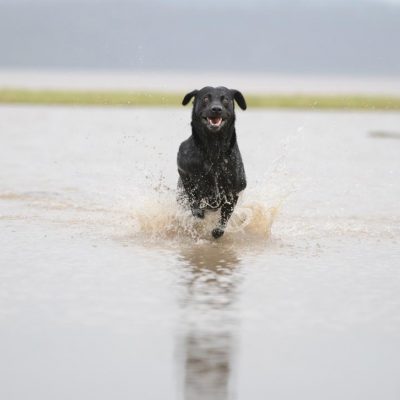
[222,98,230,106]
[203,97,209,104]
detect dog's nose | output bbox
[211,105,222,113]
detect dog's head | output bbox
[182,86,246,133]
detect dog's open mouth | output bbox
[208,117,222,127]
[206,117,225,130]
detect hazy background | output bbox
[0,0,399,76]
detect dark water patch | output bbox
[368,131,400,140]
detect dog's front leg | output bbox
[179,172,205,219]
[212,193,238,239]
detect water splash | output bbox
[129,188,279,244]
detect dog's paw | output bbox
[212,227,225,239]
[191,208,205,219]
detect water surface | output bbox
[1,105,399,399]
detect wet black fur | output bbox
[177,86,247,239]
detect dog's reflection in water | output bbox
[177,243,241,400]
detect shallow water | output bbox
[1,105,400,400]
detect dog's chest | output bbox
[207,157,236,188]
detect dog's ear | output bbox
[182,90,199,106]
[231,90,247,110]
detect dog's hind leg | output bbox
[211,193,238,239]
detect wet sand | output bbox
[0,105,399,399]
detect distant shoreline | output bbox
[1,69,400,111]
[1,69,400,96]
[1,88,400,111]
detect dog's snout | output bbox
[211,105,222,114]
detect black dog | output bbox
[177,86,247,239]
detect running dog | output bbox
[177,86,247,239]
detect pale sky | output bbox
[1,0,399,75]
[0,0,399,3]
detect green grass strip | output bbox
[0,89,400,111]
